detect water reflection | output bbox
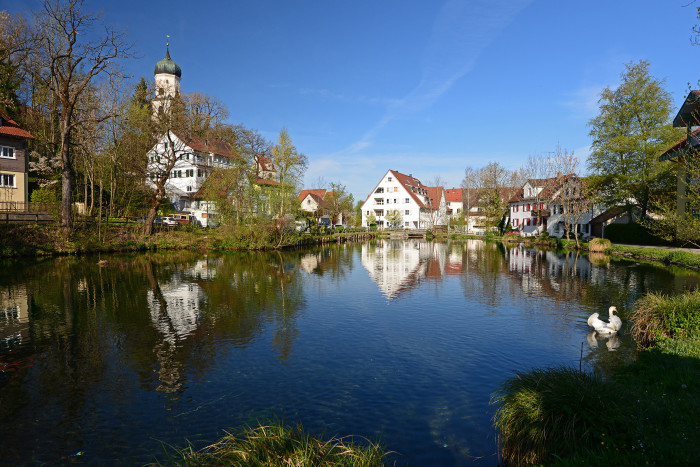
[1,242,700,465]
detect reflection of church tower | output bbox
[152,43,182,117]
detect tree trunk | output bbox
[60,127,73,230]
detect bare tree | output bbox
[549,147,592,246]
[34,0,134,228]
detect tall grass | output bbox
[158,422,389,466]
[588,238,611,253]
[631,290,700,347]
[491,366,626,466]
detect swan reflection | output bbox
[587,330,621,351]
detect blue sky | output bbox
[9,0,700,199]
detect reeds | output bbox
[631,290,700,347]
[588,238,611,253]
[491,366,626,466]
[160,422,389,466]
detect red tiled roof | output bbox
[298,188,327,202]
[444,188,462,203]
[660,127,700,160]
[387,170,431,209]
[256,155,276,172]
[0,109,34,139]
[425,186,444,208]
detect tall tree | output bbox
[0,10,33,118]
[326,182,354,226]
[476,162,512,233]
[34,0,134,228]
[270,127,307,218]
[587,60,682,220]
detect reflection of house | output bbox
[0,109,33,205]
[0,285,31,351]
[360,170,447,229]
[147,274,204,344]
[361,240,448,298]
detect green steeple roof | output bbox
[154,47,181,78]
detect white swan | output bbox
[587,306,621,334]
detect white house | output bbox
[361,170,446,229]
[508,175,601,238]
[146,131,240,212]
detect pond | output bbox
[1,240,699,466]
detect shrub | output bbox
[631,291,700,347]
[492,367,626,466]
[588,238,611,253]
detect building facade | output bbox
[0,110,33,206]
[360,170,446,229]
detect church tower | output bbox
[152,44,182,117]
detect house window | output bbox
[0,173,15,187]
[540,203,544,209]
[405,221,409,227]
[405,198,409,203]
[514,219,518,226]
[405,210,410,215]
[307,199,311,204]
[394,199,397,203]
[387,176,392,182]
[187,186,192,192]
[197,169,202,177]
[387,199,391,204]
[0,146,15,159]
[527,218,531,226]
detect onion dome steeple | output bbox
[154,45,182,78]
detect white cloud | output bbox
[339,0,534,156]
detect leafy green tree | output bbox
[587,60,683,219]
[270,127,307,218]
[385,209,403,229]
[477,162,511,233]
[326,182,354,225]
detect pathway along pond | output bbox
[1,239,699,465]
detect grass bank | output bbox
[0,223,375,257]
[492,292,700,465]
[156,422,389,466]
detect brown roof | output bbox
[181,134,238,159]
[254,177,280,186]
[508,176,573,203]
[0,109,34,139]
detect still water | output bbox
[1,240,699,465]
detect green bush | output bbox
[631,290,700,347]
[491,367,627,466]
